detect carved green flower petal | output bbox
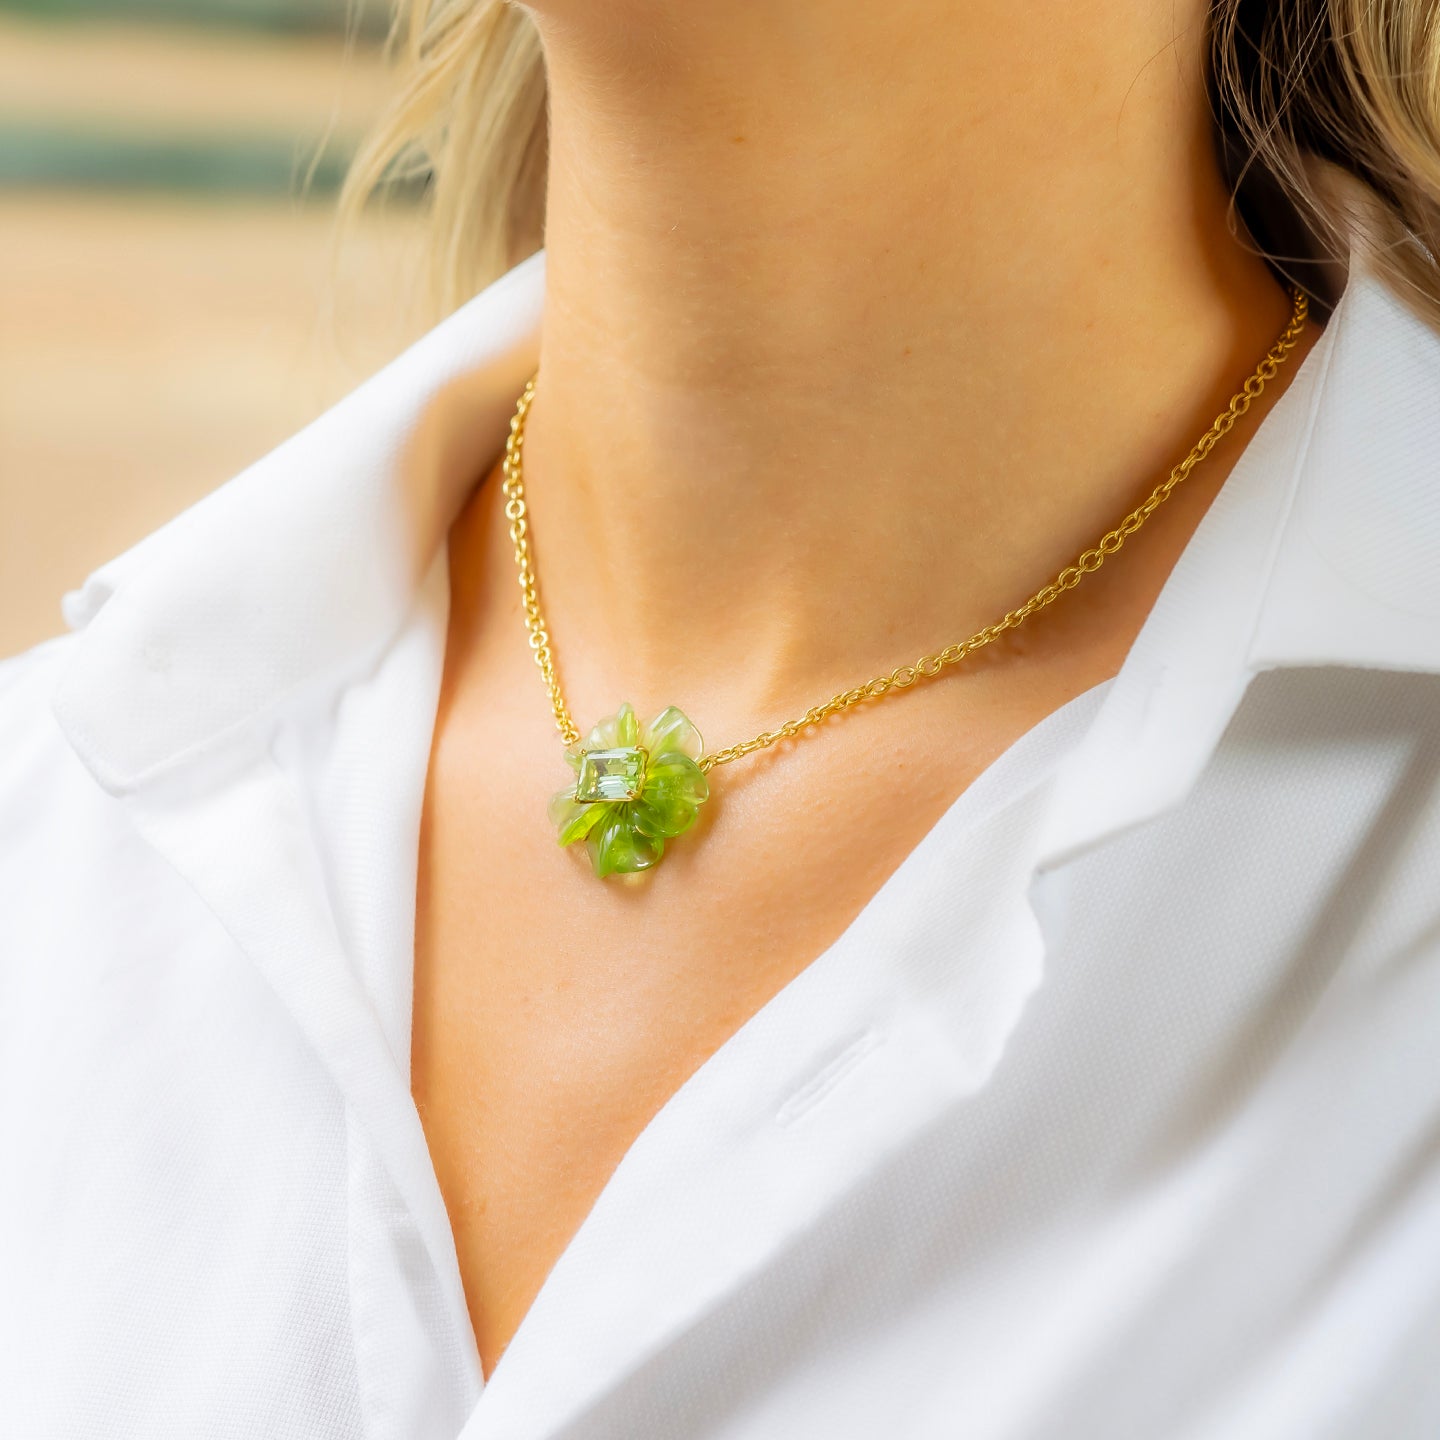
[547,785,579,829]
[642,705,704,762]
[581,701,642,754]
[583,711,620,752]
[632,788,699,840]
[561,802,614,849]
[586,808,664,877]
[645,751,709,804]
[615,702,641,747]
[548,787,612,847]
[632,753,708,840]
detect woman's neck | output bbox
[474,0,1309,728]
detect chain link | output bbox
[502,287,1309,771]
[500,404,583,747]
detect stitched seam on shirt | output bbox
[775,1028,885,1127]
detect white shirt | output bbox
[2,238,1439,1440]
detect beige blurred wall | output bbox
[0,14,428,659]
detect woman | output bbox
[2,1,1439,1436]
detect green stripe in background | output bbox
[0,124,430,199]
[0,124,352,196]
[0,0,389,38]
[0,0,409,195]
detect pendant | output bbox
[547,703,710,879]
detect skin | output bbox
[410,0,1326,1381]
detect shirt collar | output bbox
[1034,238,1440,871]
[49,239,1440,802]
[51,248,547,796]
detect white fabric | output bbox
[3,238,1440,1440]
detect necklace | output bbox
[502,287,1309,880]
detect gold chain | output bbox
[502,286,1309,773]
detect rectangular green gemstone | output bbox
[575,746,647,803]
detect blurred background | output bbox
[0,0,429,657]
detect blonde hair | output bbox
[340,0,547,316]
[342,0,1440,326]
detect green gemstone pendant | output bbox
[574,747,648,803]
[547,702,710,879]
